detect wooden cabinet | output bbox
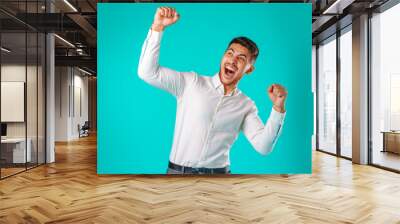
[382,131,400,154]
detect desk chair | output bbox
[78,121,90,138]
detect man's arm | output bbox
[241,84,288,155]
[137,7,192,97]
[242,105,285,155]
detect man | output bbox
[138,7,288,174]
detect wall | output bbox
[72,71,89,138]
[88,77,97,132]
[1,65,27,139]
[55,67,69,141]
[55,67,89,141]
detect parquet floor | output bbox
[0,167,26,178]
[1,134,400,224]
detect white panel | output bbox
[1,82,25,122]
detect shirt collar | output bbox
[212,73,223,89]
[211,73,240,97]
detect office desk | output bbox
[381,131,400,154]
[1,138,32,163]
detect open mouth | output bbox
[224,65,237,78]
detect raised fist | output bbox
[267,84,288,113]
[152,7,180,32]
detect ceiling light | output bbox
[1,47,11,53]
[54,34,75,48]
[322,0,354,15]
[78,67,93,76]
[63,0,78,12]
[322,0,343,14]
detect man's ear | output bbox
[245,64,255,74]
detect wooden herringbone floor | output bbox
[1,134,400,224]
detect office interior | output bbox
[313,0,400,172]
[0,0,399,222]
[0,0,97,179]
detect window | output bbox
[317,35,337,154]
[371,2,400,171]
[339,27,352,158]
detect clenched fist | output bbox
[267,84,288,113]
[151,7,180,32]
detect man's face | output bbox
[219,43,254,86]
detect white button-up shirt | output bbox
[138,29,285,168]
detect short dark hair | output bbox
[228,37,259,62]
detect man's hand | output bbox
[151,7,180,32]
[267,84,288,113]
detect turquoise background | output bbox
[98,3,312,174]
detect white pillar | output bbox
[352,14,369,164]
[46,1,55,163]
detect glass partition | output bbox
[1,30,28,177]
[0,1,46,179]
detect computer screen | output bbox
[1,123,7,137]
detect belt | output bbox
[168,161,230,174]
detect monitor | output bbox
[1,123,7,137]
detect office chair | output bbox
[78,121,90,138]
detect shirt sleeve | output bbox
[241,103,286,155]
[137,29,194,97]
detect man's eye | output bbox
[238,57,246,62]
